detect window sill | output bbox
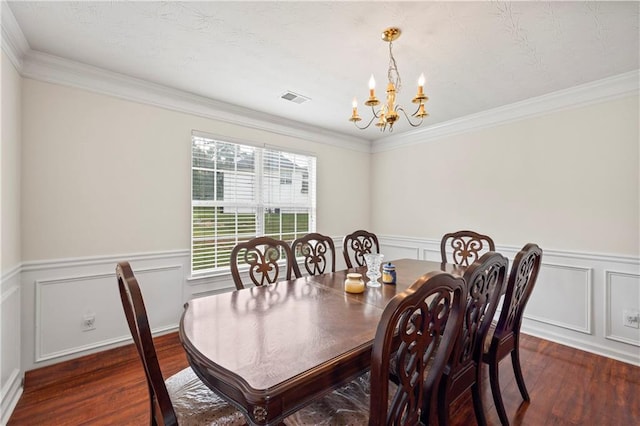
[187,269,233,284]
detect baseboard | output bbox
[521,325,640,367]
[0,368,23,426]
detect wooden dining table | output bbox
[179,258,466,425]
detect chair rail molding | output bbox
[1,263,21,298]
[377,234,640,366]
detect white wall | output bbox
[1,55,22,271]
[372,95,640,365]
[1,50,23,423]
[18,78,370,371]
[21,79,369,261]
[371,95,639,256]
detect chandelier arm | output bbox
[396,106,425,128]
[352,113,378,130]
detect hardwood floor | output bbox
[7,333,639,425]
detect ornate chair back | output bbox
[482,243,543,425]
[369,271,466,426]
[116,262,178,425]
[440,230,496,266]
[291,233,336,277]
[493,243,542,341]
[230,236,295,290]
[342,229,380,268]
[437,251,508,426]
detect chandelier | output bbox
[349,27,428,132]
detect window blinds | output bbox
[191,134,316,274]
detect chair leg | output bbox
[471,373,488,426]
[488,357,509,426]
[420,387,433,426]
[437,376,451,426]
[511,346,530,402]
[150,395,158,426]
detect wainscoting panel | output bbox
[187,273,236,299]
[525,263,592,334]
[380,235,640,366]
[1,265,23,425]
[16,239,640,377]
[20,251,191,371]
[35,265,183,362]
[605,270,640,347]
[381,244,420,262]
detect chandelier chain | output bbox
[387,41,402,92]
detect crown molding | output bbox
[19,50,371,153]
[373,70,640,153]
[1,1,29,69]
[6,1,637,155]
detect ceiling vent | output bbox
[280,91,311,104]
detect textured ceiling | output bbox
[8,1,640,141]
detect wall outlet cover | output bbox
[622,310,640,329]
[82,314,96,331]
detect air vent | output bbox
[280,91,311,104]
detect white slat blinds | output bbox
[191,134,316,275]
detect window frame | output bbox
[190,131,317,277]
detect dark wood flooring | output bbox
[7,333,639,425]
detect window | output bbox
[280,170,292,185]
[301,171,309,194]
[191,133,317,274]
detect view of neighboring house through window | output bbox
[191,133,316,274]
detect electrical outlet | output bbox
[622,310,640,329]
[82,314,96,331]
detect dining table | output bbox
[179,258,466,425]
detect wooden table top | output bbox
[179,258,465,425]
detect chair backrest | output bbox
[440,230,496,266]
[116,262,177,426]
[448,252,508,377]
[342,230,380,269]
[494,243,542,340]
[230,236,295,290]
[291,232,336,277]
[368,271,466,426]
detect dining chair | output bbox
[286,270,466,426]
[436,251,508,426]
[440,230,496,267]
[482,243,543,425]
[116,262,244,426]
[342,229,380,268]
[291,232,336,277]
[230,236,295,290]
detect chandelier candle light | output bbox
[349,27,428,132]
